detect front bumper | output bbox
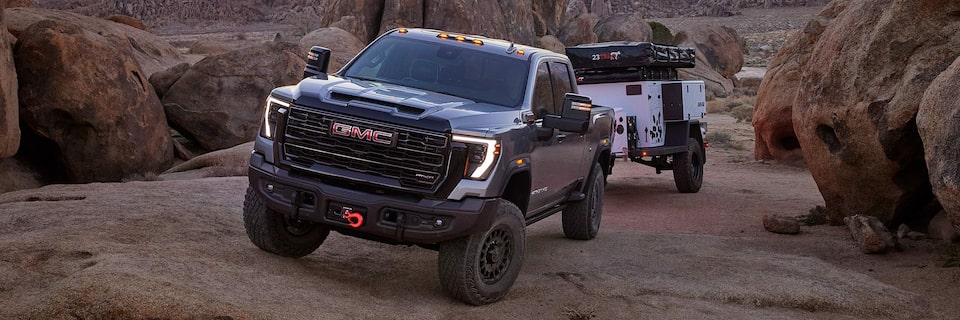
[248,153,498,245]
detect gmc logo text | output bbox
[331,122,395,145]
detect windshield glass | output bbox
[343,36,529,108]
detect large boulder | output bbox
[557,13,598,46]
[753,7,842,164]
[15,20,173,183]
[379,0,424,36]
[148,62,190,100]
[105,14,148,32]
[678,50,734,98]
[674,25,745,80]
[423,0,538,46]
[918,57,960,231]
[5,7,185,76]
[593,13,652,42]
[0,4,18,158]
[790,0,960,225]
[161,41,306,151]
[298,27,365,72]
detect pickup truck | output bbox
[243,28,614,305]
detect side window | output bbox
[531,62,555,118]
[548,62,574,110]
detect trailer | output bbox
[567,41,707,193]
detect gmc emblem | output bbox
[331,122,395,145]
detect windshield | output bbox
[343,36,529,108]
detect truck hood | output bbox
[290,75,522,134]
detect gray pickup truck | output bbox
[244,28,614,305]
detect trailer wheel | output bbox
[562,162,604,240]
[243,187,329,257]
[438,200,525,305]
[673,138,704,193]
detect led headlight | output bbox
[261,96,290,140]
[453,135,500,180]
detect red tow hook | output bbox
[342,210,364,228]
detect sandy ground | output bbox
[1,114,957,319]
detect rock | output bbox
[844,214,899,254]
[0,4,18,158]
[918,56,960,232]
[532,0,568,35]
[379,0,423,36]
[896,224,926,241]
[734,67,765,90]
[0,156,45,194]
[752,11,838,165]
[423,0,538,46]
[673,25,745,80]
[106,14,148,32]
[791,0,959,225]
[593,13,652,42]
[538,35,565,54]
[762,214,800,234]
[678,49,734,98]
[3,0,35,8]
[557,13,598,46]
[15,20,173,183]
[299,27,365,72]
[161,141,253,180]
[148,62,190,100]
[161,41,305,151]
[927,211,959,243]
[5,7,185,77]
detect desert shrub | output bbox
[799,205,828,226]
[648,21,674,45]
[706,100,725,113]
[706,130,732,145]
[731,105,754,123]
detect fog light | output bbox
[266,184,275,193]
[434,219,444,227]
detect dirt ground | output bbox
[1,113,957,319]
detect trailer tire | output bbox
[673,138,704,193]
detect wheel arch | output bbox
[498,170,531,215]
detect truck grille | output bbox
[282,106,450,190]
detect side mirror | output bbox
[542,93,592,134]
[561,93,592,122]
[303,46,331,79]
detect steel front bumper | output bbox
[247,153,498,244]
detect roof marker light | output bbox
[398,28,408,34]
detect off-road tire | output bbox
[673,137,704,193]
[438,200,525,305]
[562,162,604,240]
[243,187,329,257]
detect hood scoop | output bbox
[327,85,471,120]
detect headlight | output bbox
[453,135,500,180]
[261,96,290,140]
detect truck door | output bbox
[527,61,587,215]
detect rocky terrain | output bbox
[1,0,960,318]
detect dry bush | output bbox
[731,105,754,123]
[562,304,597,320]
